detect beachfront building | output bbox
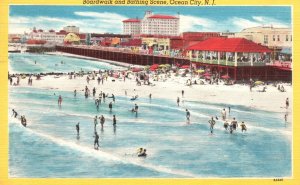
[27,28,66,44]
[234,26,292,62]
[123,11,180,36]
[186,37,291,81]
[123,19,141,35]
[63,26,80,34]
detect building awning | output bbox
[187,37,272,53]
[280,47,292,55]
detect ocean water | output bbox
[9,53,124,74]
[9,86,292,178]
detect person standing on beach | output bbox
[103,92,106,102]
[149,93,152,100]
[93,87,96,97]
[109,102,113,112]
[86,76,90,84]
[286,98,289,109]
[182,90,184,97]
[186,109,190,123]
[17,76,20,85]
[177,97,180,106]
[228,107,231,114]
[97,76,101,85]
[58,95,62,107]
[9,77,13,85]
[74,90,77,97]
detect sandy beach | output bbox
[9,52,293,116]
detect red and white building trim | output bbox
[123,11,180,36]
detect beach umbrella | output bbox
[149,68,156,71]
[144,66,150,70]
[132,67,142,72]
[150,64,159,69]
[205,76,211,79]
[180,65,190,69]
[221,74,230,79]
[254,81,264,85]
[203,72,212,77]
[196,69,205,73]
[159,64,166,68]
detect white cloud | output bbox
[179,15,290,33]
[9,12,128,34]
[179,15,217,32]
[9,12,290,34]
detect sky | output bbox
[9,6,291,34]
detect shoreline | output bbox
[46,51,143,69]
[8,52,293,115]
[9,73,293,115]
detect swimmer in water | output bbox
[100,115,105,129]
[112,94,115,103]
[240,121,247,132]
[58,95,62,106]
[21,115,27,127]
[208,117,216,134]
[94,132,100,150]
[177,97,180,106]
[231,117,238,130]
[74,90,77,97]
[221,108,226,120]
[113,115,116,126]
[138,148,147,157]
[224,120,229,130]
[186,109,190,123]
[109,102,113,112]
[94,116,98,131]
[76,122,80,135]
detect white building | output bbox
[123,11,180,36]
[234,26,292,49]
[27,28,66,44]
[122,19,141,35]
[63,26,80,34]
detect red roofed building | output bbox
[123,11,180,36]
[148,14,178,19]
[185,37,280,81]
[170,32,222,50]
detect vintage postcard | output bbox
[0,0,299,185]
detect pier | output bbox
[56,45,291,81]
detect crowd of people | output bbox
[9,65,291,157]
